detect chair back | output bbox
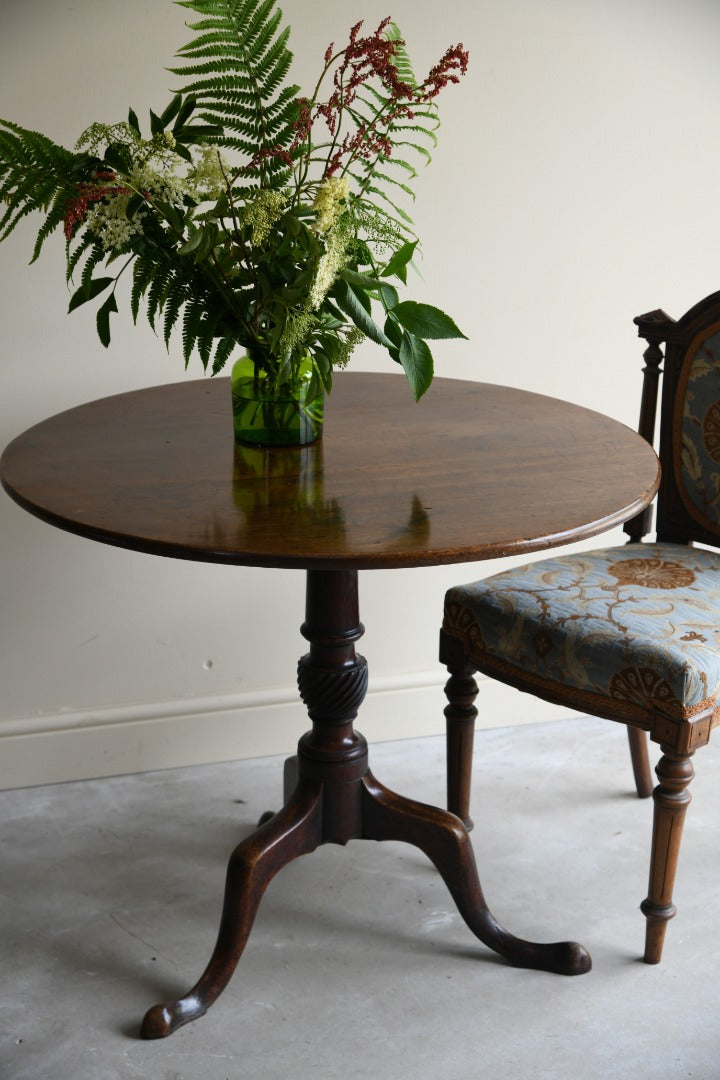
[628,290,720,548]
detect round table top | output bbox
[0,373,660,571]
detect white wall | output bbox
[2,0,720,788]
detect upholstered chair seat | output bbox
[444,541,720,736]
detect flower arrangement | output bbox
[0,0,468,404]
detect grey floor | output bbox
[1,716,718,1080]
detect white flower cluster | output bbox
[242,189,287,247]
[84,194,145,252]
[130,160,188,208]
[278,309,316,356]
[309,227,347,310]
[306,178,352,309]
[312,176,350,234]
[190,146,228,201]
[83,141,233,253]
[334,326,365,368]
[76,121,138,155]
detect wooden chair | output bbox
[440,290,720,964]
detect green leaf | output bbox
[172,142,193,163]
[103,143,130,173]
[174,123,224,143]
[383,314,403,354]
[159,93,183,128]
[377,283,399,311]
[398,331,434,401]
[127,107,141,135]
[192,221,219,263]
[334,281,394,349]
[151,198,183,233]
[174,94,197,129]
[381,240,418,285]
[177,229,204,256]
[96,291,118,348]
[314,353,334,394]
[340,268,386,291]
[68,276,114,313]
[391,301,467,340]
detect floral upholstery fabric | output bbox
[443,542,720,728]
[679,326,720,531]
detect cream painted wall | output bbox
[1,0,720,788]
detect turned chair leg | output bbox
[627,726,653,798]
[640,746,695,963]
[443,659,479,831]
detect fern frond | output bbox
[163,279,191,346]
[197,311,216,368]
[353,178,416,228]
[380,157,419,178]
[385,138,435,165]
[365,169,415,200]
[328,27,442,219]
[211,333,237,375]
[351,90,438,151]
[171,0,300,182]
[146,262,176,330]
[80,243,106,295]
[182,295,208,367]
[0,120,85,257]
[66,233,95,283]
[131,250,158,322]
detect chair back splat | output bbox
[441,290,720,964]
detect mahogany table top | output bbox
[0,373,660,571]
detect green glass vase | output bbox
[230,355,324,447]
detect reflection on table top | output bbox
[0,373,660,570]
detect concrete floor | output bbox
[1,716,718,1080]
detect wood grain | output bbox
[1,373,660,570]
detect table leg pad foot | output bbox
[140,999,205,1039]
[360,771,591,977]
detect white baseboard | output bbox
[0,671,576,791]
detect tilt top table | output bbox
[0,373,660,1038]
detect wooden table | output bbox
[0,373,660,1038]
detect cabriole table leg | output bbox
[140,781,323,1039]
[361,770,591,975]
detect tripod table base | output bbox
[141,568,591,1039]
